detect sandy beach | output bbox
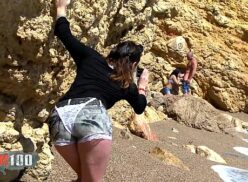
[41,112,248,182]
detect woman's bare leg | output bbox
[77,139,112,182]
[55,143,81,181]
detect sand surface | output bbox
[38,112,248,182]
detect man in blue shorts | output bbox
[182,51,197,95]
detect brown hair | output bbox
[107,41,144,88]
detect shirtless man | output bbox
[182,51,197,95]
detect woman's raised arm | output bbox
[55,0,100,62]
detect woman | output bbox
[162,68,184,95]
[48,0,149,182]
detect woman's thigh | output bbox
[77,139,112,182]
[55,143,81,176]
[48,109,81,175]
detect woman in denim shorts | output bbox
[48,1,149,181]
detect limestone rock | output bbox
[184,145,196,154]
[163,20,185,35]
[140,106,167,123]
[242,122,248,130]
[152,0,179,18]
[232,117,248,133]
[128,114,158,141]
[37,109,50,123]
[167,36,188,57]
[185,145,227,164]
[26,143,54,180]
[125,105,165,141]
[20,122,53,180]
[112,120,126,130]
[150,147,189,171]
[233,117,246,133]
[150,95,236,133]
[0,0,248,179]
[213,15,231,27]
[109,101,163,141]
[172,128,179,133]
[0,122,20,144]
[0,1,247,117]
[197,146,227,164]
[108,100,133,126]
[168,136,177,140]
[119,128,133,140]
[109,101,155,140]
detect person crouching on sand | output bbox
[48,0,149,181]
[162,68,184,95]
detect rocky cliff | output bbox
[0,0,247,180]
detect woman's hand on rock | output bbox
[56,0,70,8]
[56,0,70,18]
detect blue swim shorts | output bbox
[182,81,190,94]
[161,87,171,95]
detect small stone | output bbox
[119,129,133,140]
[49,48,57,57]
[49,100,56,105]
[0,123,20,143]
[167,36,188,57]
[171,142,178,147]
[158,106,164,112]
[168,136,177,140]
[172,128,179,133]
[150,147,189,171]
[196,146,227,164]
[214,15,230,27]
[242,122,248,130]
[37,109,49,122]
[184,144,196,154]
[5,143,12,150]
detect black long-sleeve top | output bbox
[54,17,147,114]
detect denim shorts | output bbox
[48,97,112,146]
[182,81,190,94]
[161,87,171,95]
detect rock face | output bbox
[0,0,247,180]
